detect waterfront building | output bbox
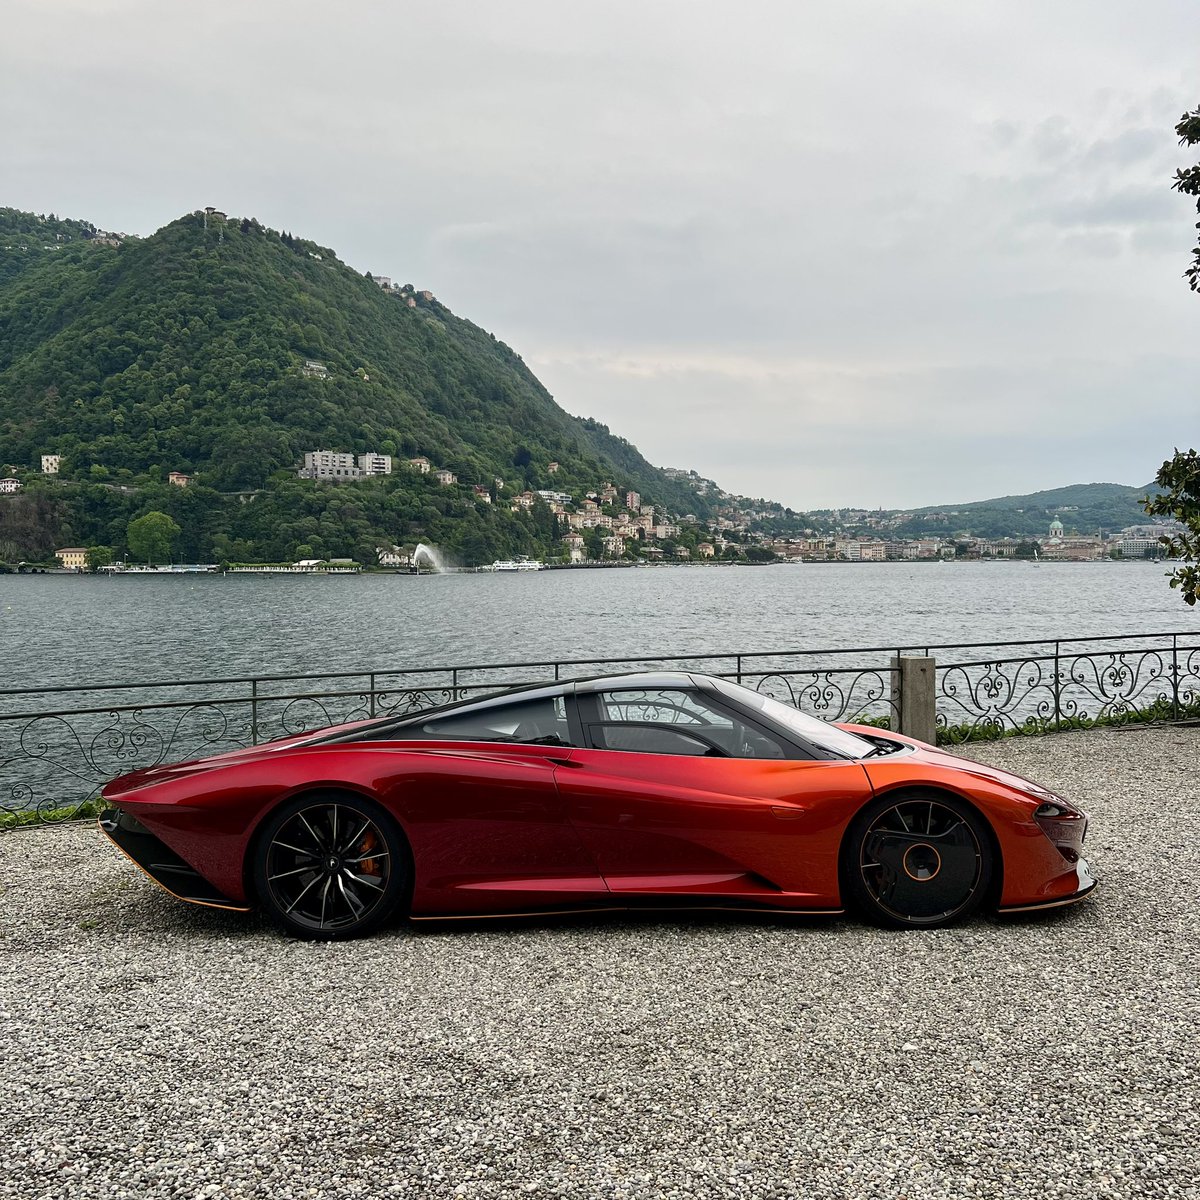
[562,533,586,563]
[697,542,715,558]
[601,535,626,557]
[41,454,60,474]
[55,547,88,569]
[1119,536,1163,559]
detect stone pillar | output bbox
[892,655,937,745]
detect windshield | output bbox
[708,677,879,759]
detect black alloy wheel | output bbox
[252,793,409,940]
[844,793,993,929]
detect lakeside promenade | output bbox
[3,724,1197,1199]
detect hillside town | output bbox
[2,438,1182,573]
[282,446,1180,568]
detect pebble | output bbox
[1,725,1197,1198]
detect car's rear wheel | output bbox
[252,793,409,940]
[844,793,993,929]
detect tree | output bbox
[1140,109,1200,604]
[127,511,180,565]
[85,546,113,572]
[1173,106,1200,291]
[1143,450,1200,604]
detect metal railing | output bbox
[2,632,1197,828]
[930,631,1200,742]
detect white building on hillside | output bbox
[301,450,360,480]
[357,453,392,476]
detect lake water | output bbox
[3,561,1196,691]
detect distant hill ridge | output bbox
[910,481,1152,514]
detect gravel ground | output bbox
[2,725,1198,1200]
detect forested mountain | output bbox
[0,207,709,564]
[891,482,1154,539]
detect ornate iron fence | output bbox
[932,631,1200,743]
[3,631,1197,829]
[0,648,898,828]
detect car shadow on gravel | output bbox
[112,888,1097,944]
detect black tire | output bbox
[843,792,993,929]
[252,792,410,941]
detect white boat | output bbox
[488,559,544,571]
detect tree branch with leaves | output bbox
[1141,109,1200,603]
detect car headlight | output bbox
[1032,799,1087,860]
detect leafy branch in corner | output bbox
[1141,109,1200,604]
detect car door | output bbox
[556,686,872,904]
[367,693,608,913]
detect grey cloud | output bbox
[2,0,1198,509]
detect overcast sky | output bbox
[3,1,1197,508]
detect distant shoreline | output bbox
[8,557,1171,578]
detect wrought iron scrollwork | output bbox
[750,669,896,727]
[937,641,1200,743]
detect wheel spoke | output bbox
[273,840,317,858]
[344,849,390,865]
[340,818,371,855]
[318,877,332,927]
[297,812,326,851]
[284,873,324,915]
[269,866,318,882]
[337,873,365,916]
[344,868,386,891]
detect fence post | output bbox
[1053,641,1062,729]
[452,668,459,701]
[1172,634,1180,720]
[369,673,377,718]
[891,655,937,744]
[736,655,743,685]
[250,679,259,745]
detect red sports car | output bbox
[99,672,1095,939]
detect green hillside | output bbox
[0,207,112,287]
[0,207,708,564]
[892,481,1153,539]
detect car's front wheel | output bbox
[844,792,993,929]
[252,792,409,940]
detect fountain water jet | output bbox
[411,543,448,574]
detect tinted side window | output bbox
[417,696,570,744]
[599,689,732,727]
[590,689,786,759]
[592,725,717,756]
